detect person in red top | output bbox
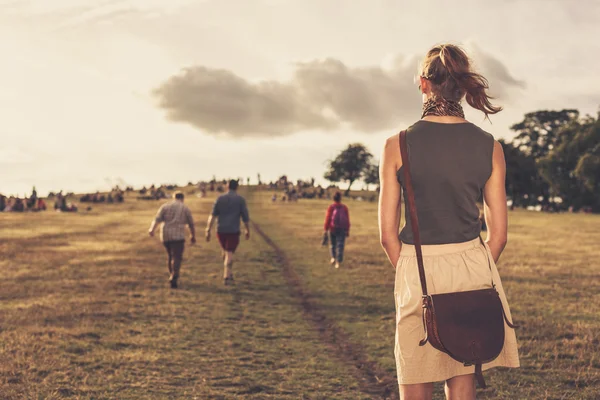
[324,192,350,268]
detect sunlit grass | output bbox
[1,188,598,399]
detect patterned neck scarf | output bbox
[421,96,465,119]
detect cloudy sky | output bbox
[1,0,599,196]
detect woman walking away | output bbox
[324,192,350,269]
[378,44,519,400]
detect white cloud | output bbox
[153,48,525,137]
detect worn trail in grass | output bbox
[253,221,397,399]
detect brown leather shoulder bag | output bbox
[399,130,517,388]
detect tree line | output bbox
[502,109,599,212]
[324,109,600,212]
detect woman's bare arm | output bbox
[483,140,508,263]
[379,135,403,268]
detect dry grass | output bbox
[251,190,600,400]
[1,188,598,399]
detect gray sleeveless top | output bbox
[397,120,495,245]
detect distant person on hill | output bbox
[37,198,47,211]
[205,179,250,285]
[55,191,67,211]
[65,202,78,212]
[14,198,25,212]
[323,192,350,269]
[199,182,207,198]
[27,186,38,208]
[318,186,325,199]
[149,191,196,289]
[4,199,13,212]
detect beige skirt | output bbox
[394,238,520,385]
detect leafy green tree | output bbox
[537,114,600,210]
[363,163,379,191]
[574,146,600,212]
[509,109,581,205]
[511,109,580,159]
[499,139,539,207]
[575,144,600,194]
[324,144,373,195]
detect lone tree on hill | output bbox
[324,144,373,195]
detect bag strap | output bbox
[399,130,428,297]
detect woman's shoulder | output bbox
[464,124,498,155]
[385,121,417,136]
[383,120,430,143]
[383,132,400,148]
[464,122,495,141]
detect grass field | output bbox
[1,187,599,399]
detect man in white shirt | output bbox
[149,191,196,288]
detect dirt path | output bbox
[252,221,399,400]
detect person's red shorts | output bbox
[217,232,240,252]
